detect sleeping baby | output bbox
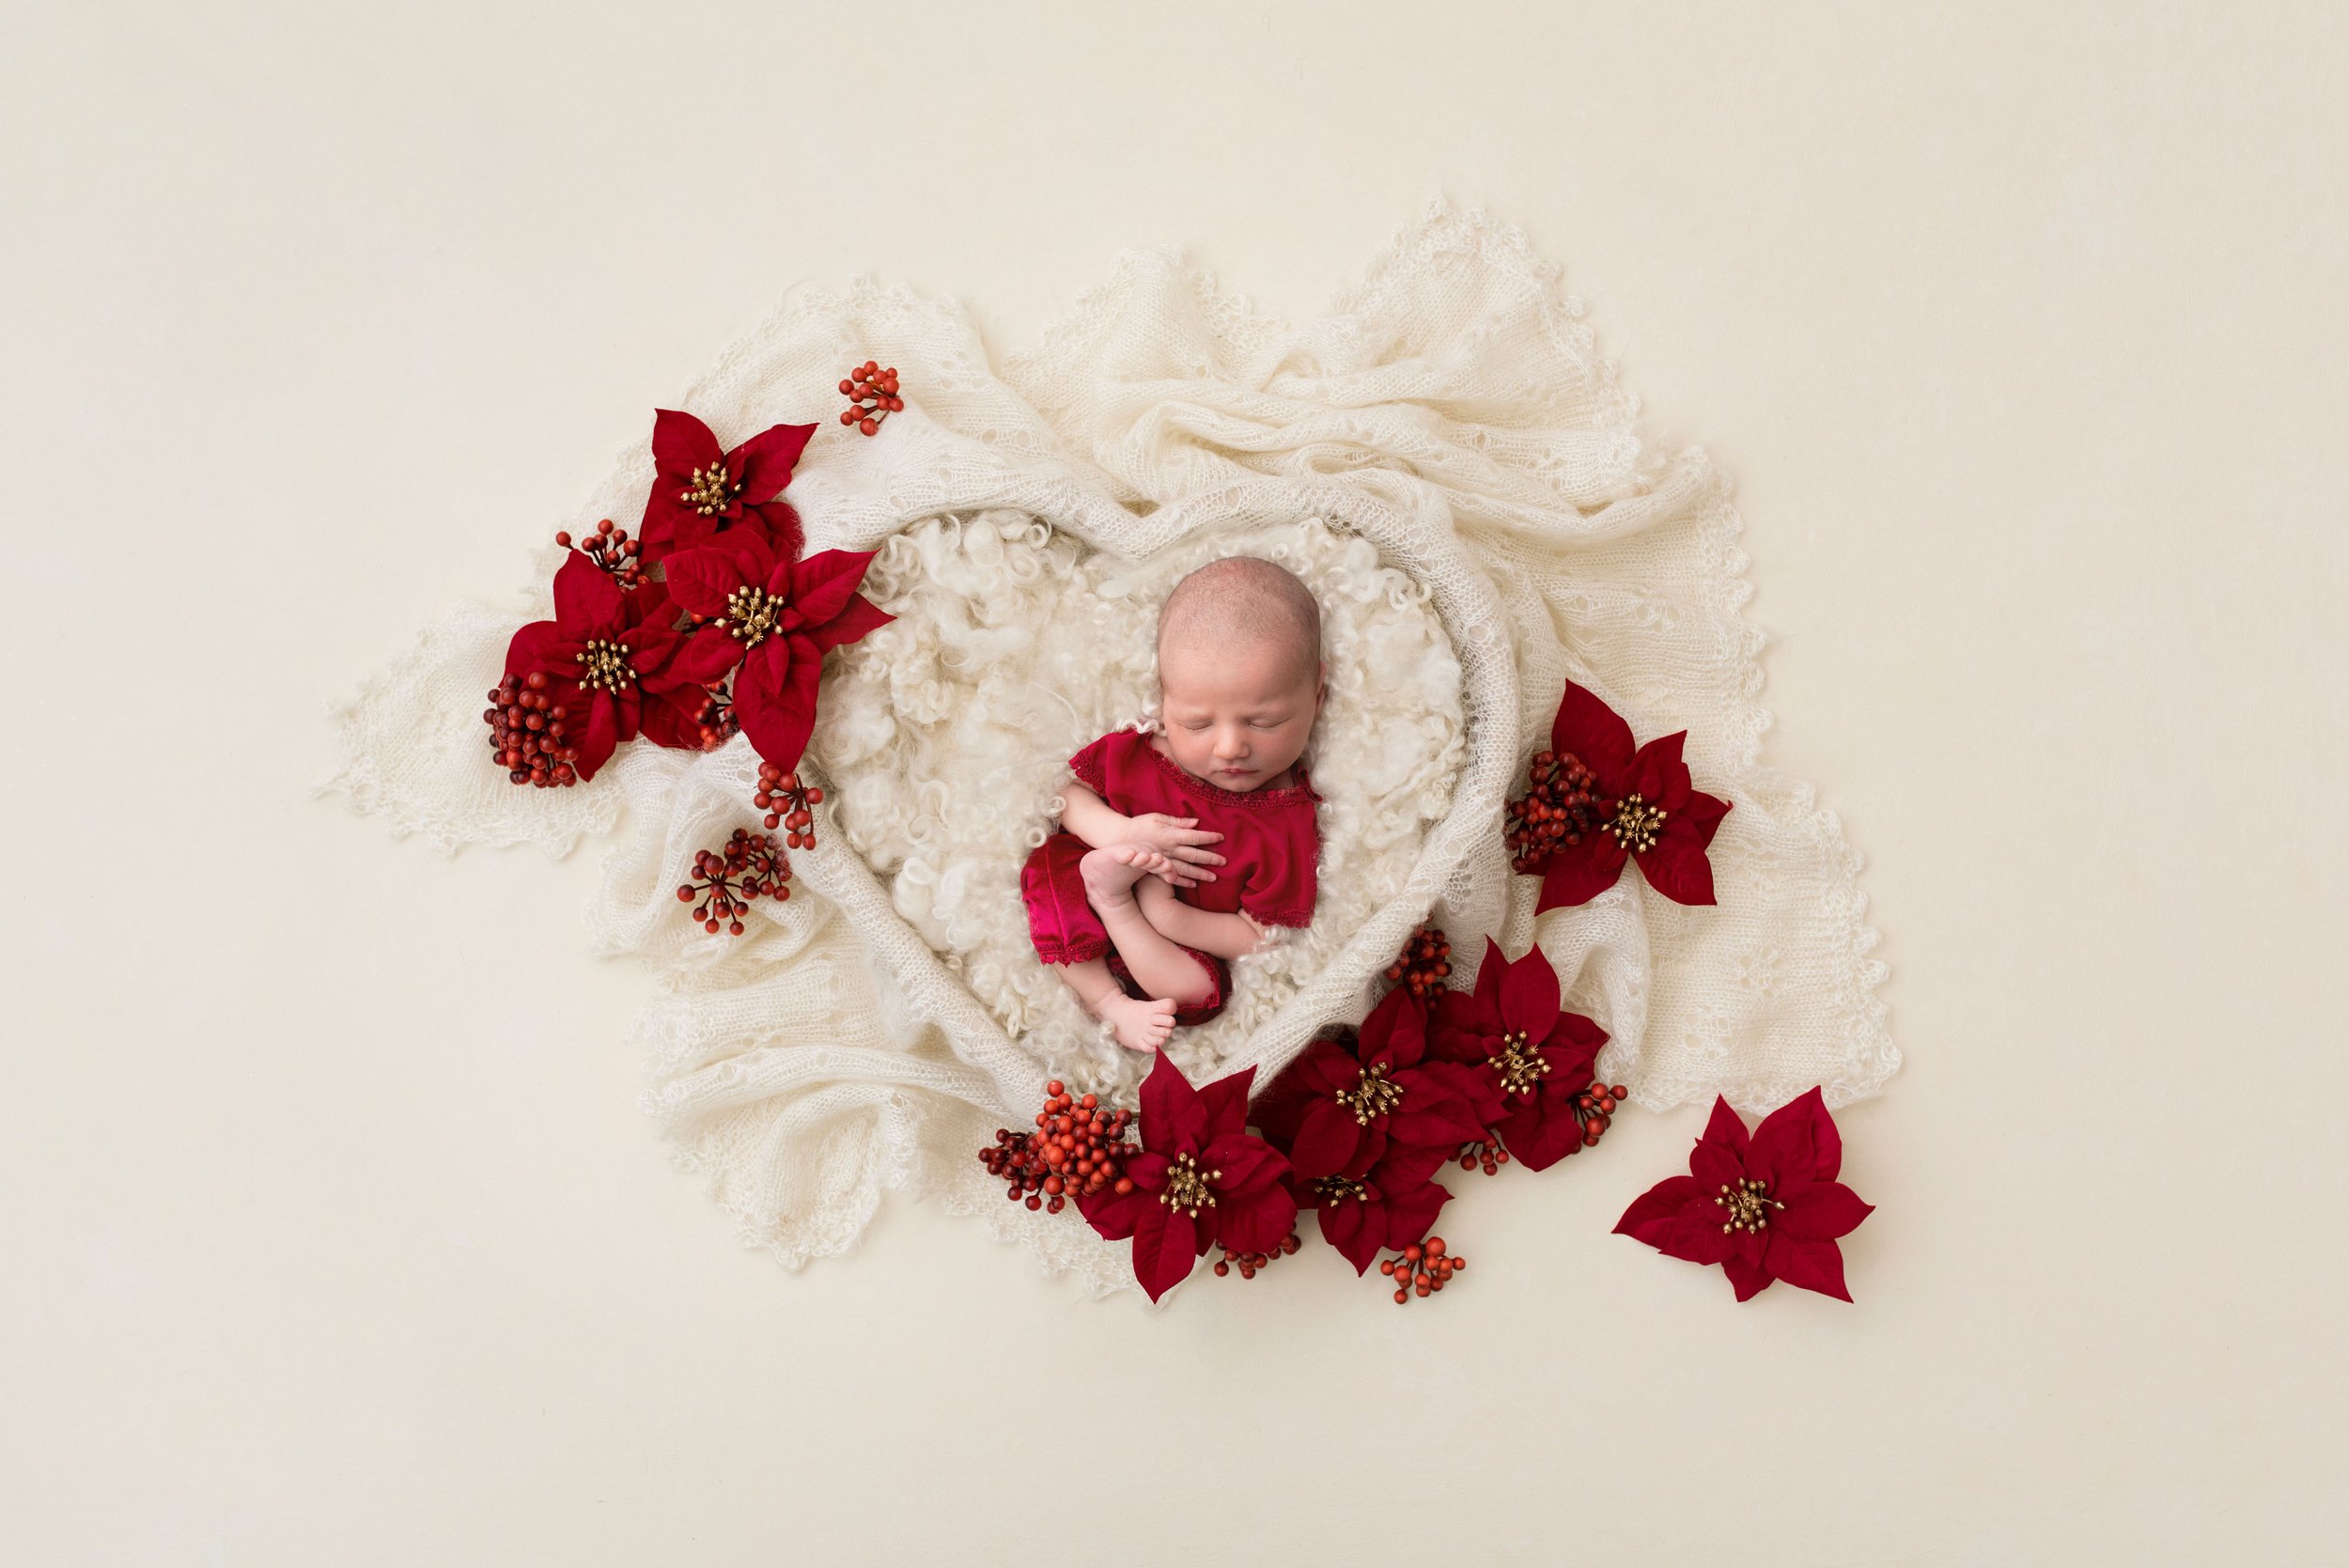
[1020,554,1326,1052]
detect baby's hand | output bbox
[1125,813,1226,880]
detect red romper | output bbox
[1023,728,1323,1025]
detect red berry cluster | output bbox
[1456,1135,1512,1177]
[688,686,739,751]
[1504,748,1603,873]
[1211,1231,1302,1280]
[977,1080,1137,1214]
[485,671,580,787]
[674,829,792,935]
[837,361,902,437]
[552,519,646,592]
[1572,1081,1631,1150]
[1380,1236,1464,1303]
[754,762,823,847]
[1383,922,1454,1000]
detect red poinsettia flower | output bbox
[1077,1054,1299,1303]
[1613,1087,1874,1302]
[1295,1142,1453,1274]
[1525,679,1732,910]
[1254,987,1486,1181]
[659,530,894,773]
[1428,937,1609,1172]
[505,552,703,780]
[636,410,815,562]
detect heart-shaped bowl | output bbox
[781,470,1521,1114]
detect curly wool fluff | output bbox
[806,509,1468,1093]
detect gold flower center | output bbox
[1159,1153,1221,1219]
[1311,1175,1368,1203]
[1332,1061,1405,1126]
[722,584,782,649]
[681,462,743,517]
[1490,1028,1548,1097]
[1716,1177,1784,1234]
[1606,793,1667,853]
[579,638,634,693]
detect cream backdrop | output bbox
[5,4,2341,1563]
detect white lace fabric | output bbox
[320,200,1894,1298]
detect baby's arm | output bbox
[1059,784,1227,885]
[1056,782,1132,851]
[1134,879,1267,961]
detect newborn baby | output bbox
[1021,554,1326,1052]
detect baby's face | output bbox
[1158,634,1325,790]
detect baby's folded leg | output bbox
[1132,876,1191,939]
[1053,955,1175,1053]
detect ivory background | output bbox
[5,4,2341,1562]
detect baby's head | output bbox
[1154,555,1326,791]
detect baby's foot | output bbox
[1080,842,1174,909]
[1094,989,1177,1052]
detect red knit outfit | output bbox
[1022,728,1323,1025]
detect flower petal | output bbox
[661,545,748,620]
[1416,1058,1503,1126]
[1548,679,1637,783]
[1762,1230,1853,1300]
[1192,1063,1255,1141]
[1076,1177,1150,1242]
[1721,1249,1775,1302]
[1689,1137,1745,1194]
[1212,1179,1299,1257]
[742,500,806,566]
[1358,986,1427,1071]
[1379,1177,1450,1254]
[1614,1174,1710,1252]
[1493,1094,1583,1172]
[731,421,817,501]
[1700,1095,1751,1162]
[636,688,707,751]
[1774,1179,1874,1242]
[734,635,821,773]
[1748,1085,1840,1187]
[1425,991,1489,1063]
[1385,1071,1487,1148]
[1248,1066,1315,1145]
[806,592,894,655]
[1498,945,1561,1036]
[570,691,619,782]
[1628,730,1693,811]
[1315,1188,1378,1274]
[552,551,623,635]
[504,618,570,678]
[1684,789,1732,848]
[1534,835,1626,912]
[1290,1098,1369,1181]
[1371,1141,1454,1191]
[1634,820,1719,906]
[1137,1052,1204,1158]
[1120,1151,1171,1192]
[649,408,723,475]
[1129,1203,1202,1302]
[653,625,744,690]
[788,549,883,628]
[1201,1131,1285,1201]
